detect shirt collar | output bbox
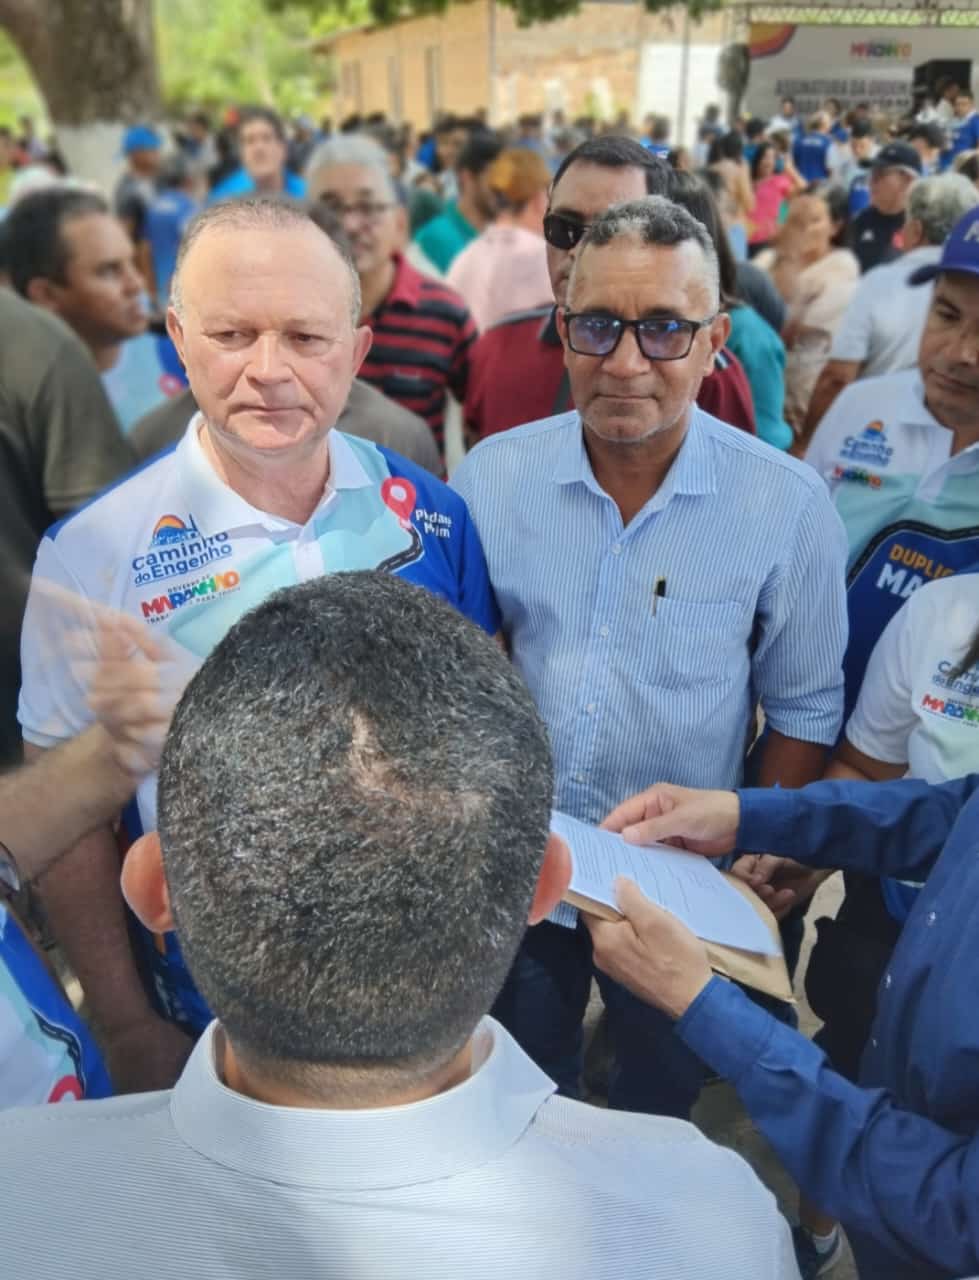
[169,1017,556,1191]
[177,416,373,537]
[552,408,717,504]
[379,254,424,312]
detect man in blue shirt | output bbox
[792,112,833,184]
[453,195,848,1118]
[209,107,305,201]
[592,772,979,1280]
[944,87,979,168]
[145,154,199,309]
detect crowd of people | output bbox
[2,78,979,1280]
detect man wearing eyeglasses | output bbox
[463,135,756,444]
[452,197,848,1120]
[305,133,477,464]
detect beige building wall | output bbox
[329,1,725,129]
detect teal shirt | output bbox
[726,306,793,451]
[414,202,477,272]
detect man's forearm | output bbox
[678,978,979,1275]
[4,730,135,882]
[36,824,155,1035]
[755,729,828,789]
[737,774,978,876]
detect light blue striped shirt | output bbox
[453,408,848,828]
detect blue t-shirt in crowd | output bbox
[944,111,979,166]
[793,132,832,183]
[146,189,199,303]
[848,169,872,216]
[209,169,306,201]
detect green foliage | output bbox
[157,0,361,115]
[0,30,44,125]
[272,0,723,29]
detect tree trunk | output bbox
[0,0,161,190]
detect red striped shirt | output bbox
[360,255,476,460]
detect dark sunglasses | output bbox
[563,311,715,362]
[543,212,592,251]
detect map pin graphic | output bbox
[381,476,417,527]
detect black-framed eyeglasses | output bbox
[543,212,592,251]
[563,311,716,362]
[316,196,395,224]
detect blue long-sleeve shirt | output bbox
[676,774,979,1280]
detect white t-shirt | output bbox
[829,246,939,378]
[847,571,979,784]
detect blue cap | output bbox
[909,205,979,285]
[122,124,161,155]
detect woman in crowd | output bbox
[748,139,803,255]
[755,185,858,433]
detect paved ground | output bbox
[585,872,858,1279]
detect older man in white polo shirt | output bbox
[803,172,979,437]
[17,196,498,1094]
[1,573,798,1280]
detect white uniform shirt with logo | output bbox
[847,572,979,783]
[828,245,939,378]
[19,418,495,836]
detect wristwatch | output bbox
[0,841,22,900]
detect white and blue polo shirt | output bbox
[806,369,979,717]
[19,419,499,1031]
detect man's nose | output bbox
[247,333,292,381]
[950,328,979,367]
[602,325,652,377]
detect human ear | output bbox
[120,833,174,934]
[528,834,572,925]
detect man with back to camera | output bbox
[1,571,798,1279]
[453,197,848,1119]
[792,112,833,185]
[210,106,306,200]
[16,196,498,1094]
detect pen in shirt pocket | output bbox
[653,577,667,616]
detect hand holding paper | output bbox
[553,811,778,956]
[583,878,714,1021]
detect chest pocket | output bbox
[630,597,747,689]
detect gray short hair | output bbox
[570,195,721,306]
[305,133,399,204]
[170,195,361,325]
[157,572,554,1080]
[908,172,979,245]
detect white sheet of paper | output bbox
[552,810,778,956]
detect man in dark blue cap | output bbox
[849,140,923,273]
